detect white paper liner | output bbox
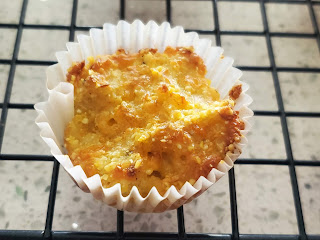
[35,20,253,213]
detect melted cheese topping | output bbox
[64,47,244,197]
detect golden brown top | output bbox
[64,47,244,197]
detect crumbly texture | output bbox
[64,47,244,197]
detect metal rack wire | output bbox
[0,0,319,239]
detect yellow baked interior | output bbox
[64,46,244,197]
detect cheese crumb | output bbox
[81,118,89,124]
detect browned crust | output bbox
[229,84,242,100]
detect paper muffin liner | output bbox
[35,20,253,213]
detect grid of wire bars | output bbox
[0,0,319,239]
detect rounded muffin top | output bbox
[64,46,244,197]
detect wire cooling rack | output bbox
[0,0,319,239]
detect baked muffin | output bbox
[64,46,244,197]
